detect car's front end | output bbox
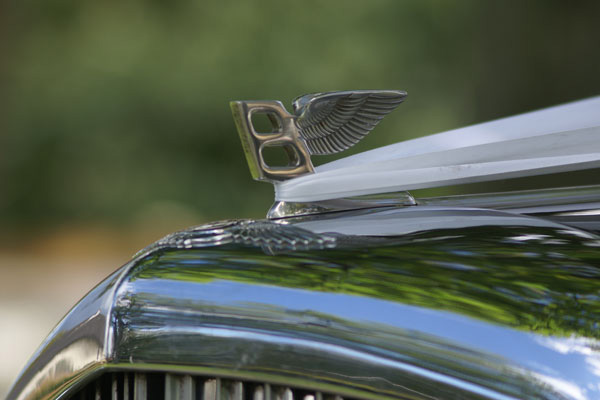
[8,92,600,400]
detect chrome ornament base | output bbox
[267,191,417,219]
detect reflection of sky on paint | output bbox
[130,278,600,399]
[530,372,587,400]
[535,336,600,399]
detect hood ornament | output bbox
[231,90,407,183]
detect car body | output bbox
[6,93,600,400]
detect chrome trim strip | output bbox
[417,184,600,214]
[418,185,600,232]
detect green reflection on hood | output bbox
[133,225,600,338]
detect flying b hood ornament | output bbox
[231,90,407,182]
[232,92,600,216]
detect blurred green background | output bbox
[2,0,600,242]
[1,1,600,394]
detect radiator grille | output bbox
[72,372,352,400]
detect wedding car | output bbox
[7,91,600,400]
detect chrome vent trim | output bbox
[71,373,360,400]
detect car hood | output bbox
[7,206,600,400]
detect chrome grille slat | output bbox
[264,384,272,400]
[95,380,101,400]
[134,373,147,400]
[111,374,118,400]
[165,374,194,400]
[203,378,219,400]
[253,385,264,400]
[124,373,130,400]
[70,373,353,400]
[221,380,243,400]
[274,387,293,400]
